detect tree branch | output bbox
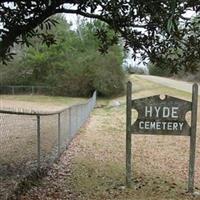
[56,8,111,24]
[56,8,148,28]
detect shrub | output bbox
[91,53,125,97]
[127,65,147,75]
[148,62,172,77]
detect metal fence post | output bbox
[37,115,41,169]
[58,113,61,156]
[11,86,14,95]
[68,107,72,141]
[75,106,78,133]
[32,86,34,95]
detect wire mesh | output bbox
[0,91,96,199]
[0,114,38,198]
[0,85,54,95]
[40,114,58,167]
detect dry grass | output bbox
[18,75,200,200]
[0,95,86,112]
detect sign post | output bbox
[126,81,198,193]
[188,83,198,193]
[126,81,132,188]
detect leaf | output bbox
[167,17,174,33]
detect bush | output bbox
[175,64,200,82]
[148,62,172,77]
[127,65,147,75]
[47,49,125,97]
[91,53,125,97]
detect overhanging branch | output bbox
[56,8,148,28]
[56,8,111,24]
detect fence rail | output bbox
[0,85,54,95]
[0,91,96,199]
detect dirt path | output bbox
[138,75,200,94]
[16,77,200,200]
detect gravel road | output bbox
[138,75,200,94]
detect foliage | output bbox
[147,14,200,77]
[148,62,172,77]
[126,65,147,75]
[0,0,200,72]
[91,50,125,97]
[0,17,125,97]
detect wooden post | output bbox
[126,81,132,187]
[188,83,198,193]
[37,115,41,169]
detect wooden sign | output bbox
[126,81,198,193]
[132,95,191,135]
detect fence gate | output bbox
[126,81,198,193]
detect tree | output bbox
[148,14,200,75]
[0,1,200,68]
[0,17,125,97]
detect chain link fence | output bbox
[0,85,55,95]
[0,91,96,199]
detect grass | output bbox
[19,75,200,200]
[130,75,192,100]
